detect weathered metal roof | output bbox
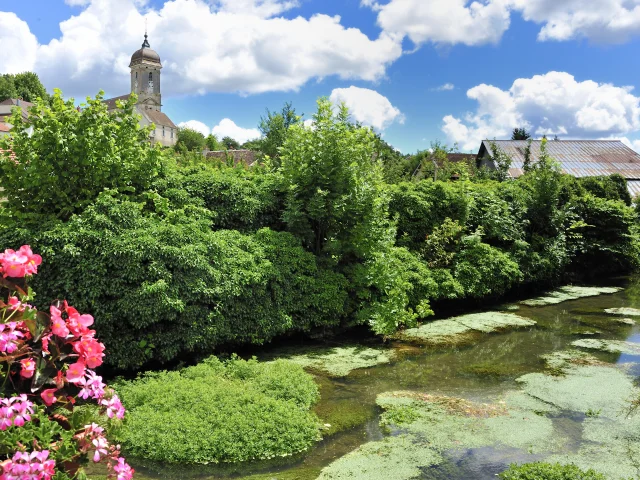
[479,140,640,180]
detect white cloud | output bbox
[364,0,512,46]
[177,120,211,136]
[0,12,38,74]
[329,86,404,130]
[512,0,640,43]
[618,137,640,153]
[211,118,260,144]
[3,0,402,99]
[433,83,455,91]
[442,71,640,151]
[64,0,92,6]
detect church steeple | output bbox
[129,29,162,111]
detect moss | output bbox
[604,307,640,316]
[282,346,395,377]
[541,350,605,371]
[520,286,621,307]
[398,312,535,344]
[314,399,375,436]
[572,339,640,355]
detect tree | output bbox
[0,75,17,102]
[205,133,222,151]
[175,127,206,152]
[0,90,162,220]
[511,127,531,140]
[222,136,241,150]
[259,102,301,166]
[0,72,49,103]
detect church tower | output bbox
[129,33,162,112]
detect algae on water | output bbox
[604,307,640,317]
[520,286,621,307]
[282,346,395,377]
[398,312,535,344]
[571,338,640,356]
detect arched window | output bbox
[147,71,154,93]
[162,126,165,137]
[148,72,152,82]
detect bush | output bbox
[0,192,347,369]
[0,90,163,220]
[116,356,320,464]
[499,462,606,480]
[578,174,631,206]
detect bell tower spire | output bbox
[129,24,162,112]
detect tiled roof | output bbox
[143,109,176,129]
[103,95,131,110]
[0,124,11,132]
[479,140,640,179]
[0,98,34,107]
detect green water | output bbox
[102,278,640,480]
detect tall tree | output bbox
[259,102,301,166]
[13,72,49,103]
[511,127,531,140]
[205,133,222,151]
[175,127,206,152]
[0,75,17,102]
[221,136,241,150]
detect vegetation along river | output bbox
[92,277,640,480]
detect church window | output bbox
[171,129,173,139]
[163,126,165,137]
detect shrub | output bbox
[116,356,320,464]
[0,192,347,369]
[0,90,163,220]
[499,462,606,480]
[578,174,632,206]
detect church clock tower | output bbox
[129,33,162,112]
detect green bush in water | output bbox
[116,356,320,464]
[499,462,606,480]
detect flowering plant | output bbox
[0,246,133,479]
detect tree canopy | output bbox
[0,72,49,104]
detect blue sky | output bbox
[3,0,640,153]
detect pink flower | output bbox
[40,389,58,407]
[101,394,125,420]
[0,405,13,430]
[92,435,109,462]
[19,358,36,379]
[114,457,135,480]
[74,337,105,368]
[65,361,86,384]
[41,333,51,354]
[0,322,24,353]
[0,245,41,278]
[50,305,69,338]
[2,449,55,480]
[78,370,106,400]
[7,296,22,310]
[66,304,94,336]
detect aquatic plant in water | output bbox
[571,338,640,356]
[520,286,621,307]
[280,346,396,377]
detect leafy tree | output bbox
[205,133,222,151]
[175,127,206,152]
[511,127,531,140]
[0,90,163,220]
[259,102,301,165]
[0,75,17,102]
[222,136,241,150]
[487,140,513,181]
[0,72,49,103]
[241,138,263,151]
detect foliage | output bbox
[486,140,513,181]
[221,136,241,150]
[421,218,464,268]
[499,462,606,480]
[259,102,301,165]
[174,127,206,152]
[578,174,632,206]
[0,193,347,369]
[115,356,320,464]
[511,127,531,140]
[0,90,163,220]
[205,133,222,151]
[280,98,421,334]
[0,246,133,479]
[0,72,49,104]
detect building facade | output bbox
[104,34,177,147]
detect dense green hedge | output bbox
[0,192,347,369]
[116,356,320,464]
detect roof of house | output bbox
[446,153,476,164]
[478,140,640,179]
[0,124,11,132]
[142,109,176,129]
[103,95,131,110]
[206,150,259,167]
[0,98,34,108]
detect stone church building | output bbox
[104,34,177,147]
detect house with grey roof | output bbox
[103,33,177,147]
[477,139,640,196]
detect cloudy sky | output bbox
[3,0,640,152]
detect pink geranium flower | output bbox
[92,435,109,462]
[40,388,58,407]
[65,361,86,384]
[20,358,36,379]
[101,394,126,420]
[114,457,135,480]
[74,337,105,368]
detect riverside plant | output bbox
[0,245,133,480]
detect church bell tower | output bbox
[129,32,162,112]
